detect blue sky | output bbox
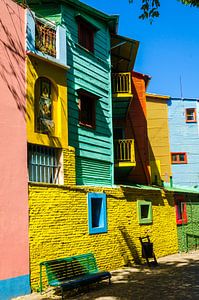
[81,0,199,98]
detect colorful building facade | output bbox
[0,1,30,299]
[28,0,118,186]
[22,0,179,294]
[168,98,199,188]
[3,0,198,298]
[26,6,69,186]
[28,151,178,292]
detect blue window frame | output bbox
[28,144,61,184]
[88,193,107,234]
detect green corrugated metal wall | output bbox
[76,157,112,186]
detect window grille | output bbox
[28,144,61,184]
[35,20,56,57]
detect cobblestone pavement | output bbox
[13,251,199,300]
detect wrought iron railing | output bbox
[112,72,132,95]
[35,20,56,57]
[114,139,135,163]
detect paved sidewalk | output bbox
[13,251,199,300]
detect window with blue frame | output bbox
[88,193,107,234]
[28,143,61,184]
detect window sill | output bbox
[172,162,187,164]
[79,122,95,130]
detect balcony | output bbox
[35,21,56,57]
[112,72,132,98]
[114,139,136,167]
[26,9,67,68]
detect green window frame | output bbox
[137,200,153,224]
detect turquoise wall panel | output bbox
[0,274,30,300]
[61,3,113,185]
[76,157,112,186]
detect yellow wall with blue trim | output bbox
[26,55,68,148]
[28,148,178,291]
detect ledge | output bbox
[26,51,70,71]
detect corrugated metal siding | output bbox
[76,157,112,186]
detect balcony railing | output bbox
[112,72,132,96]
[114,139,135,166]
[35,20,56,57]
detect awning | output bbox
[164,185,199,195]
[111,34,139,72]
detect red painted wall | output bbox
[126,71,150,184]
[0,0,29,279]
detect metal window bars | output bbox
[28,144,61,184]
[35,20,56,57]
[114,139,135,162]
[112,72,131,94]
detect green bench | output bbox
[40,253,111,299]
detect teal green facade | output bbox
[30,0,117,186]
[177,196,199,252]
[62,2,116,186]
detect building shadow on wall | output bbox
[0,1,27,120]
[120,185,165,206]
[118,226,141,266]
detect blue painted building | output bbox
[168,98,199,188]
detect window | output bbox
[137,200,152,224]
[78,89,98,129]
[185,108,197,123]
[78,19,95,52]
[88,193,107,234]
[35,20,56,57]
[28,144,61,184]
[175,195,187,225]
[171,152,187,164]
[35,77,56,134]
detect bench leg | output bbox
[109,278,111,285]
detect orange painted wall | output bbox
[126,71,150,184]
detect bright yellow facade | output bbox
[26,55,68,148]
[28,148,178,291]
[146,93,172,185]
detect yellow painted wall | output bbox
[146,94,172,185]
[26,55,68,148]
[28,148,178,291]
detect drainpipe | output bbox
[170,176,173,188]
